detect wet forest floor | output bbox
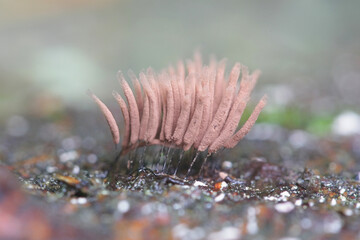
[1,110,360,240]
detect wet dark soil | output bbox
[1,110,360,240]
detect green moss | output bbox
[241,105,334,136]
[305,115,333,136]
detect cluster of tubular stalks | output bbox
[89,53,267,157]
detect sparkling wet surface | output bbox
[1,111,360,240]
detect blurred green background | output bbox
[1,0,360,135]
